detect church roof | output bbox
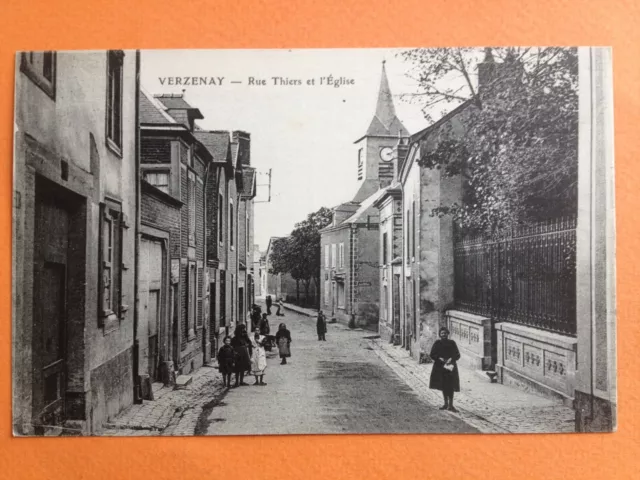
[357,62,409,142]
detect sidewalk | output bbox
[369,338,576,434]
[101,366,225,436]
[281,302,316,317]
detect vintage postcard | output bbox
[12,47,616,436]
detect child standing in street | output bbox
[217,336,235,389]
[317,310,327,341]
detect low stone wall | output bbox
[495,322,577,405]
[446,310,492,370]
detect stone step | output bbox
[175,375,193,390]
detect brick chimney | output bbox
[232,131,251,166]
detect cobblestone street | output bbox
[103,302,575,436]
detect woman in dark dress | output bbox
[275,323,292,365]
[230,324,253,387]
[216,336,235,388]
[429,326,461,412]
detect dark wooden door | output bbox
[33,189,70,429]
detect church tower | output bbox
[353,61,409,202]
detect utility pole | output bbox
[254,168,272,203]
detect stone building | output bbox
[139,91,212,381]
[13,50,139,434]
[236,131,256,325]
[320,62,408,328]
[253,247,265,297]
[202,130,247,352]
[373,139,409,343]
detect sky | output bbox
[141,49,430,252]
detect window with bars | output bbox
[339,243,345,268]
[357,148,364,180]
[21,51,56,98]
[106,50,124,153]
[144,170,170,194]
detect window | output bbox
[324,245,329,270]
[339,243,345,268]
[324,280,330,305]
[331,244,337,268]
[144,170,169,194]
[412,201,416,259]
[357,148,364,180]
[99,201,124,325]
[406,209,410,263]
[382,232,388,265]
[106,50,124,152]
[246,212,250,254]
[21,51,56,98]
[229,201,234,248]
[382,285,388,321]
[187,263,196,338]
[218,193,224,245]
[188,171,196,245]
[337,283,346,308]
[197,266,203,327]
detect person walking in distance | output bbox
[217,336,235,389]
[275,297,285,317]
[230,324,253,388]
[316,310,327,341]
[265,295,272,315]
[250,331,268,386]
[275,323,292,365]
[429,326,461,412]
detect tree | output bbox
[289,207,333,307]
[399,47,579,233]
[267,207,333,307]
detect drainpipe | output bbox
[133,49,142,404]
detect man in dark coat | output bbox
[316,310,327,341]
[429,326,461,412]
[266,295,272,315]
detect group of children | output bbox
[216,299,291,389]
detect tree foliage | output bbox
[268,207,333,306]
[399,47,579,233]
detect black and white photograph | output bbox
[12,47,616,437]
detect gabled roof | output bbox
[193,131,231,164]
[140,88,177,124]
[154,94,204,119]
[342,186,389,225]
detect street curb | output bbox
[368,338,507,434]
[281,303,316,317]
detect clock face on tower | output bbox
[379,146,394,162]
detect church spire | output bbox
[375,60,396,130]
[362,61,408,138]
